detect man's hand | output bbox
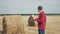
[35,18,37,21]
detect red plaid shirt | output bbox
[35,11,46,30]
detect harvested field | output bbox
[0,15,60,34]
[22,15,60,34]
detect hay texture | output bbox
[4,15,25,34]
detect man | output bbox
[35,6,46,34]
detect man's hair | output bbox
[38,6,43,10]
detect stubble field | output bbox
[22,15,60,34]
[0,15,60,34]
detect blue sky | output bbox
[0,0,60,14]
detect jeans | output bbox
[38,29,45,34]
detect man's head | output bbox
[38,6,43,12]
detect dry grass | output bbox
[0,16,4,31]
[0,15,60,34]
[22,15,60,34]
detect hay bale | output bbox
[4,15,25,34]
[3,17,7,34]
[16,16,25,34]
[28,14,35,26]
[5,15,18,34]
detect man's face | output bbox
[38,9,41,13]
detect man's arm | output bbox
[35,13,45,23]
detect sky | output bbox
[0,0,60,14]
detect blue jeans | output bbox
[38,29,45,34]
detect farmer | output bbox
[35,6,46,34]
